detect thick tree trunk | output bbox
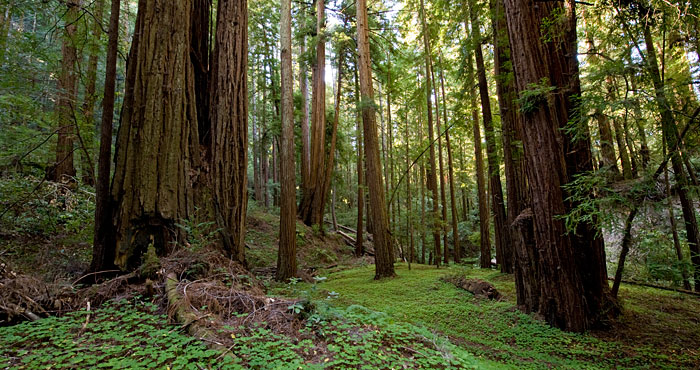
[357,0,395,279]
[642,22,700,292]
[492,0,535,298]
[90,0,121,273]
[419,0,442,267]
[111,0,200,271]
[503,0,610,331]
[470,0,511,272]
[210,0,248,265]
[277,0,297,280]
[49,0,80,183]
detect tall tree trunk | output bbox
[355,68,365,257]
[420,162,427,264]
[430,59,449,265]
[470,0,511,272]
[642,21,700,291]
[419,0,442,267]
[503,0,611,331]
[90,0,121,273]
[49,0,80,182]
[80,0,105,186]
[277,0,297,280]
[465,32,491,269]
[210,0,248,265]
[438,56,461,263]
[320,50,343,227]
[192,0,211,149]
[492,0,535,297]
[357,0,395,279]
[299,0,327,227]
[110,0,200,270]
[300,39,311,190]
[608,79,633,180]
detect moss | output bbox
[139,244,160,279]
[312,263,700,369]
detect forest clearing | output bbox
[1,0,700,368]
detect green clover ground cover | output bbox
[313,263,700,369]
[0,296,486,369]
[0,300,239,369]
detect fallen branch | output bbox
[607,277,700,297]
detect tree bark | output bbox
[357,0,395,278]
[300,38,311,190]
[210,0,248,265]
[492,0,535,299]
[90,0,121,273]
[419,0,442,267]
[430,59,449,265]
[503,0,611,331]
[470,0,511,272]
[355,68,365,257]
[111,0,200,270]
[80,0,105,186]
[49,0,80,183]
[438,56,461,263]
[465,30,491,269]
[277,0,297,280]
[298,0,328,227]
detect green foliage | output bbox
[0,176,94,240]
[515,78,556,114]
[175,213,219,252]
[0,301,240,369]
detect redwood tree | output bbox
[110,0,200,270]
[357,0,395,279]
[277,0,297,280]
[502,0,612,331]
[49,0,80,182]
[210,0,249,265]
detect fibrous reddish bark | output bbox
[357,0,395,279]
[277,0,297,280]
[111,0,200,270]
[210,0,249,265]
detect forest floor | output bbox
[1,181,699,369]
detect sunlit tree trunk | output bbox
[355,68,365,257]
[470,0,511,272]
[492,0,535,291]
[298,0,328,227]
[357,0,395,278]
[438,56,461,263]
